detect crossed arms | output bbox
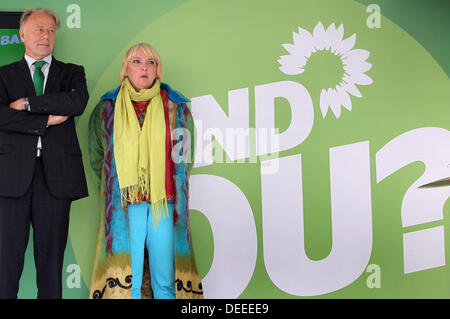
[0,64,89,135]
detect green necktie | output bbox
[33,60,46,96]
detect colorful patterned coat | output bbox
[88,83,203,299]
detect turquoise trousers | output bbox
[128,202,175,299]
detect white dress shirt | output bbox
[23,54,53,150]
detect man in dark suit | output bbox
[0,8,89,298]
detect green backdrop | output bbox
[0,0,448,298]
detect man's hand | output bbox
[47,115,68,126]
[9,98,25,111]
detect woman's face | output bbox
[126,49,157,91]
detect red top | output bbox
[131,90,176,202]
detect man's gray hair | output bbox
[19,8,61,31]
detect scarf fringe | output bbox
[120,167,168,230]
[120,185,139,207]
[151,198,169,230]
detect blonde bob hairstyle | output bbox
[120,43,163,83]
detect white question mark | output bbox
[376,127,450,274]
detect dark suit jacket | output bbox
[0,57,89,200]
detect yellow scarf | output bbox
[113,78,168,227]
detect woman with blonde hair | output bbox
[88,43,202,299]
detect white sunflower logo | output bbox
[278,22,373,118]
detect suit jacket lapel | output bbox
[16,58,36,97]
[45,58,61,94]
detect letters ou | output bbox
[66,4,81,29]
[260,141,373,296]
[376,127,450,274]
[189,174,257,298]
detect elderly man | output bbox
[0,8,89,298]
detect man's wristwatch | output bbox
[23,97,30,111]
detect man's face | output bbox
[19,12,56,60]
